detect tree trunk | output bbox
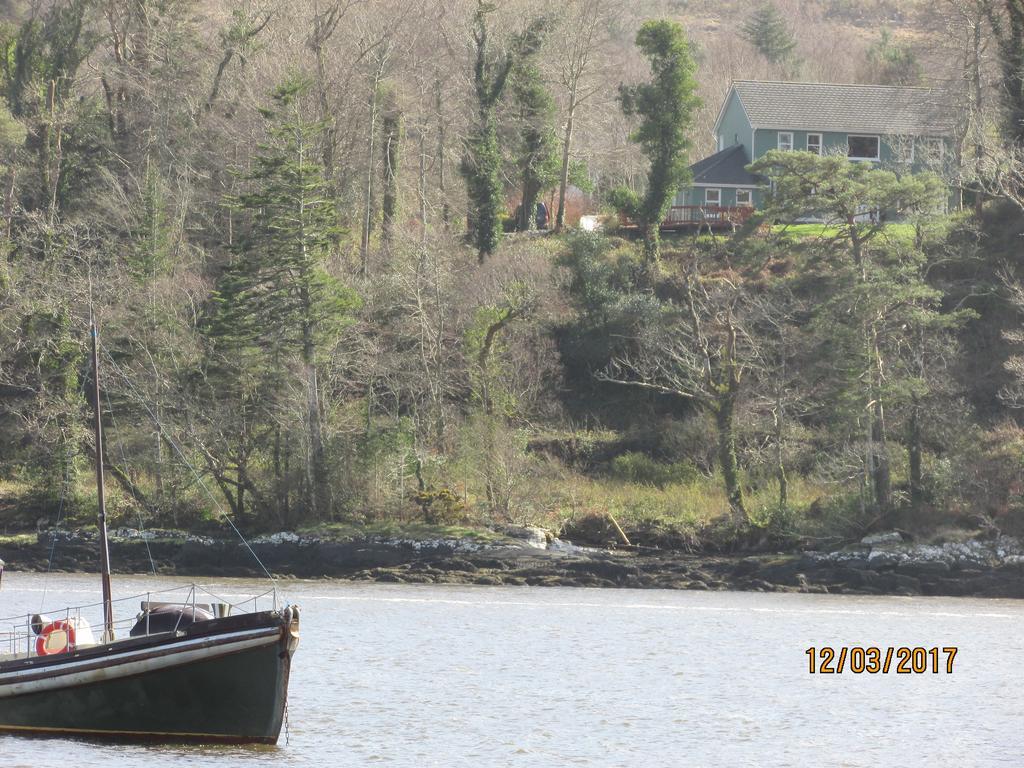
[306,356,330,519]
[482,411,499,515]
[908,401,924,507]
[432,82,449,232]
[418,130,428,243]
[273,423,284,524]
[642,223,660,264]
[236,463,245,519]
[871,404,891,514]
[848,216,864,266]
[870,329,892,514]
[283,431,291,525]
[871,406,891,511]
[301,288,331,519]
[4,164,15,240]
[312,29,342,245]
[555,89,577,232]
[154,403,164,500]
[43,80,62,224]
[477,309,514,416]
[471,117,502,262]
[774,387,788,513]
[381,108,401,247]
[972,11,985,217]
[237,397,249,518]
[434,80,450,232]
[360,59,386,277]
[715,394,747,521]
[520,173,540,233]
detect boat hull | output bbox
[0,608,298,744]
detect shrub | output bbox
[950,423,1024,534]
[606,451,698,487]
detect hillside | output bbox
[0,0,1020,557]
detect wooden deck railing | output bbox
[664,205,754,226]
[621,205,755,230]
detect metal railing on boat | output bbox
[0,584,279,661]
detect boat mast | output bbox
[90,317,115,642]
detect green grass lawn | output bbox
[770,222,917,242]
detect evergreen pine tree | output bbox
[741,3,797,66]
[209,75,359,521]
[865,30,922,85]
[749,151,966,521]
[985,0,1024,149]
[612,20,701,264]
[380,89,402,248]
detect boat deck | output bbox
[0,584,280,664]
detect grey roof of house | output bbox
[730,80,956,136]
[689,145,763,186]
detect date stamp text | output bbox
[805,646,957,674]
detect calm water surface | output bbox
[0,572,1020,767]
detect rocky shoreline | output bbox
[2,527,1024,598]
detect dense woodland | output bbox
[0,0,1023,550]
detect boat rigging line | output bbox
[90,320,116,642]
[96,341,278,587]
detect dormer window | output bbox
[778,132,794,151]
[848,135,880,161]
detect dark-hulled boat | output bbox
[0,322,299,744]
[0,602,299,744]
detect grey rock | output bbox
[502,526,550,550]
[866,572,920,593]
[866,550,905,568]
[562,559,634,581]
[732,557,762,577]
[831,567,870,587]
[861,531,905,546]
[895,560,951,577]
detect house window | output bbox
[736,189,752,206]
[705,188,721,206]
[807,133,822,155]
[920,137,945,166]
[893,138,914,164]
[847,135,880,161]
[778,132,794,151]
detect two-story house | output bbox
[671,80,957,223]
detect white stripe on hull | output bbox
[0,627,280,699]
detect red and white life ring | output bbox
[35,619,76,656]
